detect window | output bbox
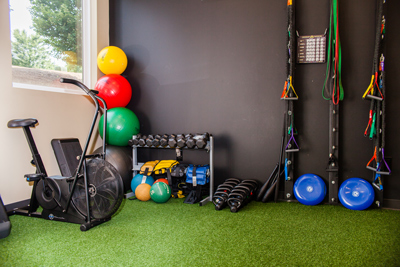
[9,0,97,94]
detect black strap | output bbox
[175,148,183,161]
[166,169,172,187]
[192,166,197,187]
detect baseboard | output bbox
[5,199,30,212]
[4,198,399,212]
[383,199,400,210]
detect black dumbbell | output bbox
[227,179,258,213]
[152,134,162,147]
[193,133,210,149]
[145,135,155,147]
[168,134,178,148]
[225,178,241,184]
[241,180,259,193]
[213,186,232,210]
[212,178,241,211]
[185,134,196,149]
[138,135,147,146]
[160,134,169,147]
[177,134,191,148]
[129,133,141,146]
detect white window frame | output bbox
[11,0,97,95]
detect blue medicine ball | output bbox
[131,174,154,193]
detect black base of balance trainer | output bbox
[0,196,11,239]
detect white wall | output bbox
[0,1,109,205]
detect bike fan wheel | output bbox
[71,158,124,219]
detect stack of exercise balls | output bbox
[96,46,140,146]
[131,174,155,201]
[131,175,171,203]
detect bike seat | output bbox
[7,118,38,128]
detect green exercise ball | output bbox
[99,107,140,146]
[150,182,171,203]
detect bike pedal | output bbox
[24,173,45,182]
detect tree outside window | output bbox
[9,0,84,90]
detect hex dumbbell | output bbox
[185,134,197,149]
[129,133,141,146]
[177,134,191,148]
[152,134,162,147]
[160,134,169,147]
[194,133,210,149]
[138,135,147,146]
[145,134,155,147]
[168,134,178,148]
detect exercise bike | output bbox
[7,78,124,231]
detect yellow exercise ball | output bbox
[135,183,151,201]
[97,46,128,75]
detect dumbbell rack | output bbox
[127,134,214,206]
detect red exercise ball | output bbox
[154,178,169,185]
[95,74,132,109]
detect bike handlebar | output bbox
[59,78,98,97]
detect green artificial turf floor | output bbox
[1,198,399,266]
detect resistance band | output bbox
[274,0,298,202]
[322,0,344,104]
[376,68,390,175]
[322,0,343,204]
[363,0,390,200]
[362,0,385,101]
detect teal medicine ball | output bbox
[131,174,154,193]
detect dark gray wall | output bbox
[110,0,400,206]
